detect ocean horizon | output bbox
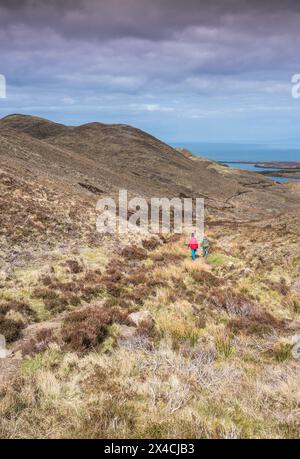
[171,142,300,163]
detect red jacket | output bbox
[188,237,199,250]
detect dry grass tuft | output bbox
[182,259,210,274]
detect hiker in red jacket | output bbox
[188,233,199,260]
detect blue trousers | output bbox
[191,249,197,260]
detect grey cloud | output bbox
[0,0,299,143]
[1,1,300,40]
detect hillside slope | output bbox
[0,218,300,438]
[1,114,299,212]
[0,114,300,439]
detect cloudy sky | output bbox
[0,0,300,144]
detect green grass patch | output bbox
[79,247,109,267]
[207,252,227,266]
[21,345,63,376]
[207,252,240,267]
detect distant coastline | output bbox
[257,169,300,179]
[220,161,300,169]
[219,161,300,183]
[173,143,300,183]
[173,142,300,164]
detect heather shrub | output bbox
[65,294,81,306]
[122,285,153,306]
[268,278,290,296]
[227,313,281,336]
[81,285,102,302]
[103,298,136,313]
[166,233,182,243]
[0,317,24,342]
[151,252,185,266]
[191,270,222,287]
[102,265,126,297]
[33,288,59,301]
[44,296,69,313]
[142,237,160,251]
[209,288,258,317]
[83,270,102,283]
[104,281,122,298]
[121,245,147,260]
[104,269,122,283]
[0,300,37,321]
[126,272,148,285]
[61,305,128,353]
[52,281,81,294]
[105,259,125,273]
[0,303,10,315]
[39,275,54,286]
[21,327,54,356]
[65,259,84,274]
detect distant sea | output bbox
[172,142,300,183]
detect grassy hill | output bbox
[0,115,299,438]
